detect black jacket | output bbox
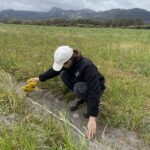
[39,57,105,117]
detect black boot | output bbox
[70,99,84,111]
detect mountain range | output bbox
[0,7,150,23]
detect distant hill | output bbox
[0,7,150,23]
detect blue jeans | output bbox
[60,70,88,99]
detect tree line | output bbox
[1,18,150,29]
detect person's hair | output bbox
[71,49,82,61]
[64,49,82,65]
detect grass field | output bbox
[0,24,150,146]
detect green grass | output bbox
[0,70,25,115]
[0,69,87,150]
[0,24,150,145]
[0,114,87,150]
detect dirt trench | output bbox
[18,82,149,150]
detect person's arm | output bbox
[32,68,61,82]
[39,68,61,82]
[83,64,101,139]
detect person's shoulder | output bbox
[82,57,99,72]
[82,57,93,65]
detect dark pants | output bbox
[60,70,88,100]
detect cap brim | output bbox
[53,63,63,71]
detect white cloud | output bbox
[0,0,150,11]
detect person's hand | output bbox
[30,77,40,82]
[86,116,96,140]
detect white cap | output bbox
[53,46,73,71]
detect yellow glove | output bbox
[21,78,38,94]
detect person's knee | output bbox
[73,82,88,96]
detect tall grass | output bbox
[0,70,87,149]
[0,114,87,150]
[0,69,24,114]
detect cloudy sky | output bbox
[0,0,150,12]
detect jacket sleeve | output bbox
[83,64,101,117]
[39,68,61,82]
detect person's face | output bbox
[63,59,73,69]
